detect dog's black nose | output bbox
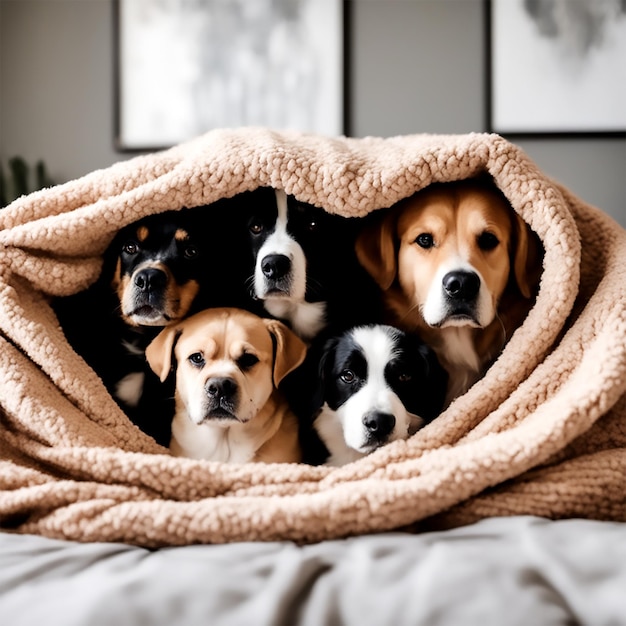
[363,411,396,440]
[134,268,167,293]
[205,377,237,400]
[261,254,291,280]
[442,271,480,300]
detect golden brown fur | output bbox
[146,307,307,463]
[356,179,543,403]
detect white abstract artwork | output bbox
[116,0,344,150]
[489,0,626,134]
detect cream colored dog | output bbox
[145,307,307,463]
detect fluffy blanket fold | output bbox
[0,128,624,546]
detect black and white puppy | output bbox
[232,187,383,343]
[308,324,448,466]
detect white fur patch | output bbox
[115,371,145,407]
[170,410,258,463]
[315,405,366,466]
[263,299,326,343]
[254,189,306,302]
[438,327,482,405]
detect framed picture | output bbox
[486,0,626,137]
[114,0,346,151]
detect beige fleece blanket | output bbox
[0,128,624,546]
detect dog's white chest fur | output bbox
[263,299,326,343]
[170,412,257,463]
[438,327,482,402]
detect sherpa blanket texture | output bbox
[0,128,625,547]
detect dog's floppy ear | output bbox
[309,336,338,412]
[511,212,543,299]
[355,210,399,291]
[264,319,308,387]
[145,326,181,382]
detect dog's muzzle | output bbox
[441,270,481,324]
[128,267,170,323]
[131,267,168,308]
[363,410,396,445]
[443,270,480,301]
[260,254,292,293]
[135,267,167,293]
[203,376,239,420]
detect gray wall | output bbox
[1,0,624,225]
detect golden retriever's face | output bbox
[396,188,514,329]
[145,308,307,426]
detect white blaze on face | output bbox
[254,189,307,301]
[337,326,413,452]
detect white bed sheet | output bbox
[1,515,625,626]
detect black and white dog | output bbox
[306,324,448,466]
[231,187,383,343]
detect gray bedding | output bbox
[1,516,625,626]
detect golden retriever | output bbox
[356,179,543,403]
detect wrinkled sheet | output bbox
[1,516,625,625]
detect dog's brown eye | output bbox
[340,369,355,384]
[188,353,205,368]
[123,241,139,255]
[478,232,500,251]
[307,220,319,232]
[398,372,412,383]
[237,352,259,371]
[249,220,264,235]
[183,245,199,259]
[415,233,434,249]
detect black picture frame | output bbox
[114,0,347,152]
[486,0,626,138]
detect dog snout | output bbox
[442,271,480,301]
[205,377,237,400]
[134,268,167,293]
[363,411,396,441]
[261,254,291,280]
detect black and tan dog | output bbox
[146,307,307,463]
[54,207,233,445]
